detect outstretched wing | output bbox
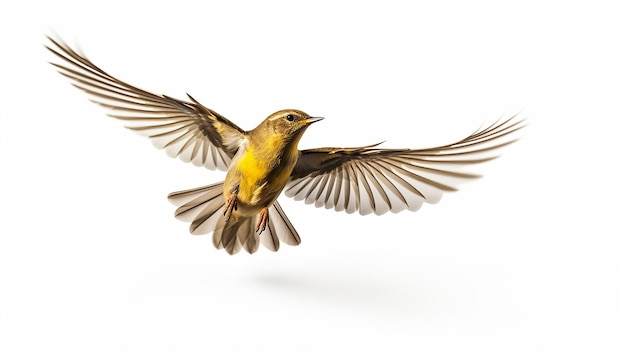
[286,116,524,215]
[46,36,245,171]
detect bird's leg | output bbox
[256,207,269,234]
[223,187,239,223]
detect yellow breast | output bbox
[234,135,297,207]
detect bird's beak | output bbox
[305,117,324,124]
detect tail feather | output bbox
[213,217,261,254]
[168,182,224,234]
[168,183,222,206]
[268,201,301,246]
[213,218,244,254]
[167,183,301,254]
[239,219,260,254]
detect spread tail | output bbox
[167,182,301,254]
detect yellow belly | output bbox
[227,144,296,215]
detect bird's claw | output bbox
[223,193,238,222]
[256,207,269,234]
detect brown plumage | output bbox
[46,35,525,255]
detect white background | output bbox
[2,0,624,356]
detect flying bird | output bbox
[46,36,524,255]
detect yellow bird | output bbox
[46,36,524,255]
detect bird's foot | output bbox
[256,207,269,234]
[223,193,238,222]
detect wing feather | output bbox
[286,116,524,215]
[46,36,245,171]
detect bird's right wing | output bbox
[46,36,245,171]
[286,116,524,215]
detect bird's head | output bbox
[256,109,323,145]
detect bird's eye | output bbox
[286,114,295,122]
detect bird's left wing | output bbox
[46,36,245,171]
[285,116,524,215]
